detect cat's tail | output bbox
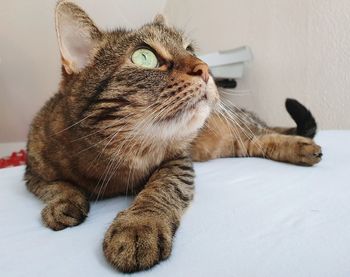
[271,98,317,138]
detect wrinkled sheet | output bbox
[0,131,349,277]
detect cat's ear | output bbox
[153,14,167,25]
[55,1,102,74]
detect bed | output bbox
[1,130,349,277]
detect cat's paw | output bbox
[291,137,322,166]
[103,213,173,273]
[41,198,89,231]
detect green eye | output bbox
[131,48,159,68]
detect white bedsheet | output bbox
[1,131,349,277]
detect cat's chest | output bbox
[83,148,165,198]
[73,138,188,198]
[129,151,164,171]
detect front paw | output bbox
[103,213,173,273]
[41,198,89,231]
[292,137,322,166]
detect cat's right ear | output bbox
[55,1,102,74]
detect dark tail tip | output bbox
[285,98,317,138]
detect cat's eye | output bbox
[131,48,159,69]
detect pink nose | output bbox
[188,63,209,83]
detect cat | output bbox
[25,1,322,273]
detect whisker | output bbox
[219,101,267,158]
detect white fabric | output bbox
[1,131,349,277]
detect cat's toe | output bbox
[41,199,89,231]
[103,214,172,273]
[296,139,322,166]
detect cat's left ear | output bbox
[55,1,102,74]
[153,14,167,25]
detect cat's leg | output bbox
[193,130,321,166]
[25,169,89,231]
[246,133,322,166]
[191,113,322,166]
[103,156,194,273]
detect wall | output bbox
[164,0,350,129]
[0,0,167,142]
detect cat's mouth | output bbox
[186,76,219,112]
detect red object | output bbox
[0,150,27,169]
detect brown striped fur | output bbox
[25,2,322,273]
[192,111,322,166]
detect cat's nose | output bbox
[189,62,209,83]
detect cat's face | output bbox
[56,2,219,141]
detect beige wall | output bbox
[165,0,350,130]
[0,0,167,142]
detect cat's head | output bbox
[56,1,219,141]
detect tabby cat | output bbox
[25,1,322,273]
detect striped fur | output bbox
[192,105,322,166]
[25,2,322,273]
[103,157,194,272]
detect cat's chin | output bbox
[139,101,211,142]
[184,101,211,133]
[166,101,211,139]
[181,76,218,131]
